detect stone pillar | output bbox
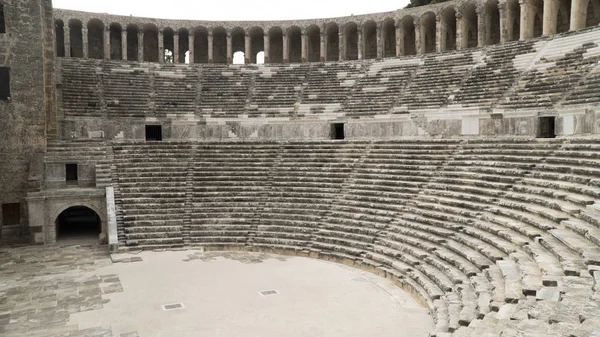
[245,34,251,64]
[357,27,363,60]
[138,30,144,62]
[226,33,232,63]
[104,27,111,60]
[173,33,179,63]
[189,32,195,64]
[121,28,127,60]
[520,0,532,39]
[477,6,486,47]
[376,23,383,58]
[264,33,270,63]
[320,32,326,62]
[158,29,164,63]
[414,18,422,54]
[436,15,442,53]
[64,26,71,57]
[396,20,403,56]
[499,2,508,42]
[570,0,586,30]
[456,11,464,49]
[82,28,89,58]
[543,0,558,36]
[301,33,307,62]
[339,30,345,60]
[208,33,214,63]
[283,32,289,63]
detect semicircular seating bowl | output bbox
[109,138,600,337]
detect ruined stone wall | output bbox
[0,0,53,240]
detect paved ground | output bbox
[0,243,433,337]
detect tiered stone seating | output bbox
[395,51,475,111]
[113,142,191,250]
[298,62,365,115]
[500,31,600,109]
[342,58,420,117]
[154,66,198,115]
[44,139,108,188]
[563,61,600,106]
[454,40,536,107]
[199,65,253,117]
[189,142,280,249]
[60,58,103,117]
[248,64,308,117]
[103,62,151,117]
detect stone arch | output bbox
[557,0,572,33]
[68,19,83,58]
[420,12,436,53]
[193,26,209,64]
[461,3,478,48]
[109,23,122,60]
[586,0,600,26]
[177,28,189,63]
[382,18,396,58]
[344,22,359,60]
[53,204,104,241]
[249,26,264,64]
[530,0,544,37]
[268,27,283,64]
[55,20,65,57]
[87,19,104,59]
[306,25,321,62]
[401,16,416,56]
[287,26,302,63]
[163,27,175,63]
[126,24,139,61]
[507,0,521,41]
[231,27,246,56]
[363,20,378,59]
[325,22,339,61]
[485,0,501,44]
[440,7,457,51]
[212,27,227,64]
[143,24,159,62]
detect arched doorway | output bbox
[55,206,101,242]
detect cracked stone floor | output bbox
[0,242,433,337]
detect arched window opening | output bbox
[306,25,321,62]
[163,28,174,63]
[507,0,521,41]
[55,206,101,242]
[256,51,265,64]
[421,12,436,53]
[461,5,478,48]
[402,17,416,56]
[126,25,139,61]
[231,28,246,63]
[87,19,104,59]
[194,27,209,64]
[0,4,5,34]
[440,8,457,51]
[344,22,359,60]
[268,27,283,63]
[109,23,122,60]
[383,18,396,58]
[233,51,245,64]
[325,23,339,61]
[69,20,84,58]
[531,0,544,37]
[143,24,159,62]
[586,0,600,26]
[178,29,189,64]
[213,27,227,64]
[486,0,501,45]
[250,27,264,64]
[288,27,302,63]
[533,12,543,37]
[363,21,377,59]
[556,0,571,33]
[55,20,65,57]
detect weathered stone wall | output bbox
[0,0,53,240]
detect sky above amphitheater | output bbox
[53,0,410,21]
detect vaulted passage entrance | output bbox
[56,206,101,241]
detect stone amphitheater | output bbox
[2,0,600,335]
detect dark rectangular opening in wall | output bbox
[2,203,20,226]
[66,164,78,184]
[538,117,556,138]
[0,68,10,101]
[0,5,5,34]
[331,123,345,140]
[146,125,163,141]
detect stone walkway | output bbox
[0,244,433,337]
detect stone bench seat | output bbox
[343,189,416,204]
[124,230,183,241]
[437,169,520,186]
[332,199,405,216]
[510,183,596,207]
[190,236,248,244]
[504,189,582,215]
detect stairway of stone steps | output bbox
[95,144,114,189]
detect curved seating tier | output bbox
[109,137,600,336]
